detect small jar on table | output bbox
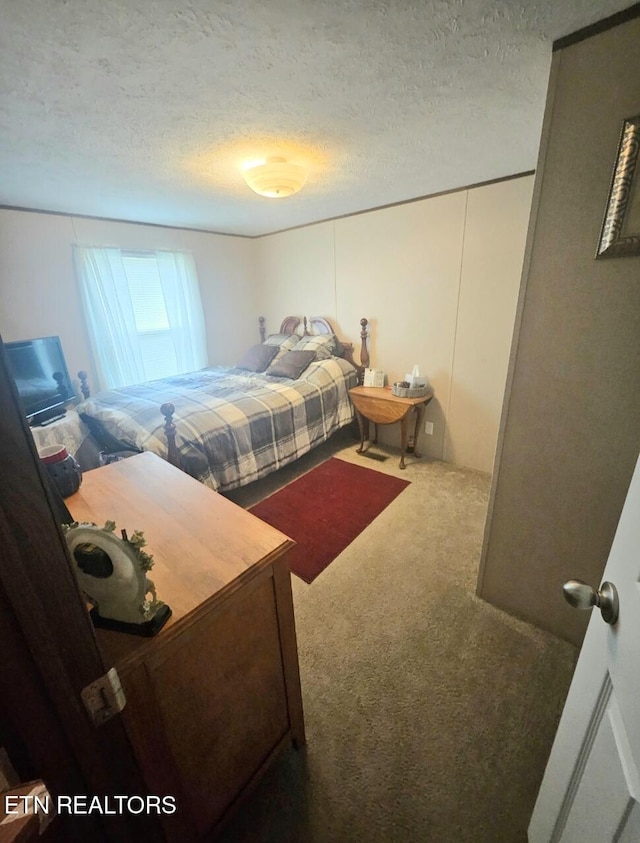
[349,385,434,469]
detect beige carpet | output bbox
[219,430,578,843]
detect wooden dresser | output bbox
[67,453,304,840]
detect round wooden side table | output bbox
[349,386,434,469]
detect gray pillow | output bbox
[268,350,317,379]
[237,343,279,372]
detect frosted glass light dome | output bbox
[242,157,306,198]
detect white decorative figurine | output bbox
[64,521,171,636]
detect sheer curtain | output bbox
[74,246,145,389]
[74,246,207,390]
[155,250,208,375]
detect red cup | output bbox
[38,444,69,464]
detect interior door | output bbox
[528,453,640,841]
[0,336,164,841]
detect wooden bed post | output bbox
[77,371,90,399]
[160,403,180,468]
[259,316,266,343]
[358,318,370,384]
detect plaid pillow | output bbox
[264,333,300,363]
[264,333,299,350]
[292,334,337,361]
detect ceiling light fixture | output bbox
[242,157,306,198]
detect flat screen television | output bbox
[5,336,76,425]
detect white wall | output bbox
[0,176,532,473]
[257,175,534,472]
[446,178,535,470]
[0,210,258,393]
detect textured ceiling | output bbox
[0,1,632,236]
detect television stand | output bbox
[29,409,99,472]
[38,413,67,426]
[32,408,67,427]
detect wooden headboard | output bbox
[77,315,370,401]
[258,315,370,384]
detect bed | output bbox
[77,316,370,492]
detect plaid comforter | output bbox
[78,358,357,491]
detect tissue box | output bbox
[405,373,429,389]
[363,368,385,387]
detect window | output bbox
[122,253,178,381]
[73,247,207,390]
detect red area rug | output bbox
[250,457,410,583]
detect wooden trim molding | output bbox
[0,170,536,240]
[553,3,640,52]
